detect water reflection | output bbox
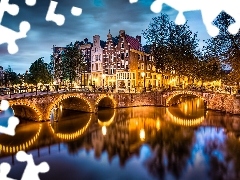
[1,98,240,180]
[167,97,205,126]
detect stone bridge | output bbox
[3,90,240,121]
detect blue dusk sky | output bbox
[0,0,212,73]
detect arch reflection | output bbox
[0,123,42,154]
[166,98,205,126]
[98,109,116,127]
[49,113,92,141]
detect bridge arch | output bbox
[165,90,206,106]
[95,94,117,111]
[9,101,42,121]
[47,94,93,120]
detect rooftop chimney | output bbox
[136,35,141,44]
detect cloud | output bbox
[0,0,208,73]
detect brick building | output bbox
[103,30,156,92]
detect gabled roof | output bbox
[125,35,141,51]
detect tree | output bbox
[4,66,21,86]
[142,14,200,85]
[203,11,240,86]
[28,57,51,85]
[196,55,222,84]
[61,41,84,88]
[142,14,171,74]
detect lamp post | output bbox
[141,72,145,92]
[102,74,106,90]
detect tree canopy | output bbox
[28,57,51,85]
[61,41,84,84]
[4,66,21,86]
[142,14,200,82]
[203,12,240,85]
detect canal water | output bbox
[0,98,240,180]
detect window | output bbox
[96,64,98,71]
[148,64,151,70]
[141,63,144,70]
[126,50,129,57]
[121,43,124,48]
[121,53,124,60]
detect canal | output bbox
[0,97,240,180]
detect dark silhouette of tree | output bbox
[203,12,240,86]
[61,41,84,88]
[4,66,21,86]
[143,14,200,85]
[28,57,51,85]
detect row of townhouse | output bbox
[53,30,198,92]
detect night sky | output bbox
[0,0,211,73]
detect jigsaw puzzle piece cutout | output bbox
[150,0,240,37]
[223,0,240,35]
[0,0,19,23]
[25,0,36,6]
[200,6,221,37]
[150,0,202,25]
[16,151,50,180]
[0,116,19,136]
[46,0,65,26]
[1,100,9,111]
[129,0,138,3]
[0,21,30,54]
[0,162,16,180]
[71,6,82,16]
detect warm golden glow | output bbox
[9,100,42,121]
[95,94,117,108]
[166,90,206,106]
[156,119,161,130]
[102,126,107,136]
[140,129,145,141]
[98,110,116,126]
[166,108,204,126]
[48,114,92,140]
[0,124,42,153]
[47,94,93,120]
[141,72,145,77]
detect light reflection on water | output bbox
[0,97,240,180]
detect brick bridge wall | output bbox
[4,91,240,121]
